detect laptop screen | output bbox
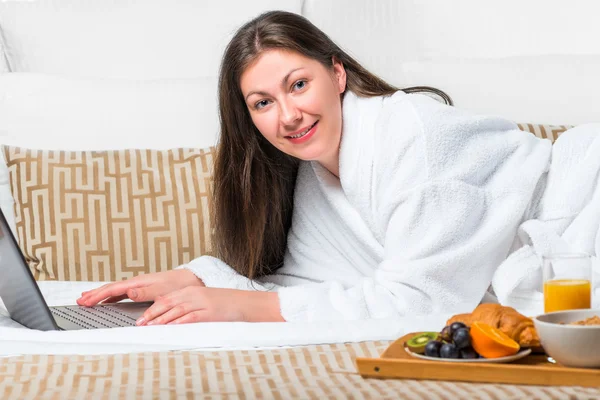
[0,208,58,330]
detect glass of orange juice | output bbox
[543,253,592,313]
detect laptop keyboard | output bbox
[50,305,138,329]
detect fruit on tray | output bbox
[439,342,460,359]
[424,339,443,357]
[440,325,453,342]
[470,322,520,358]
[406,332,440,354]
[459,347,479,359]
[452,326,471,349]
[446,304,540,347]
[408,322,481,360]
[405,305,536,360]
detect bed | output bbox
[1,0,599,398]
[4,344,600,399]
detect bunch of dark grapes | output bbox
[424,322,481,359]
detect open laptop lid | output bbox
[0,207,59,330]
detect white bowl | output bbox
[534,309,600,368]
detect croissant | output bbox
[446,304,540,348]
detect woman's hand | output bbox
[136,286,285,325]
[76,269,204,307]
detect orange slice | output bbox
[470,322,520,358]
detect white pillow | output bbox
[0,72,221,232]
[0,0,302,79]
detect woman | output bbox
[77,11,600,325]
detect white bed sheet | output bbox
[0,281,451,357]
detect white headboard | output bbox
[303,0,600,125]
[1,0,598,126]
[0,0,302,80]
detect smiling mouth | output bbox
[286,121,318,139]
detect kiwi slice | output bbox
[406,332,440,354]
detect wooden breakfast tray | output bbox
[355,332,600,388]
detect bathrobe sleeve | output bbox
[177,256,277,291]
[274,95,552,321]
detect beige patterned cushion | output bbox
[2,146,215,281]
[517,123,574,143]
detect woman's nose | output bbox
[279,100,301,126]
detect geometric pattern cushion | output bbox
[517,123,574,143]
[2,146,215,281]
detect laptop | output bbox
[0,207,151,330]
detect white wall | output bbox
[303,0,600,125]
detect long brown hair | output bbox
[213,10,452,279]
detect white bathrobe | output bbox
[181,90,599,321]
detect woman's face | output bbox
[240,49,346,164]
